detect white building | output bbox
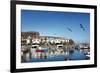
[32,38,41,44]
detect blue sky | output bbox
[21,10,90,43]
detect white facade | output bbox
[26,36,31,44]
[32,39,41,44]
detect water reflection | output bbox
[21,46,90,63]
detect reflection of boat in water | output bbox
[66,45,90,60]
[31,44,49,59]
[36,49,48,59]
[68,50,86,60]
[22,44,90,62]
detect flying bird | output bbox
[67,27,72,32]
[80,24,85,31]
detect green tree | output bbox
[69,39,75,45]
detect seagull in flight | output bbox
[67,27,72,32]
[80,24,85,31]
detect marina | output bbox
[21,35,90,63]
[21,10,90,63]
